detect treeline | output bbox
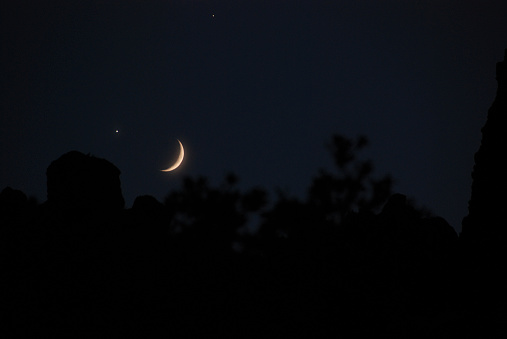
[1,135,503,337]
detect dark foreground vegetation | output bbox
[6,46,507,335]
[3,132,506,338]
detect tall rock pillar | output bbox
[462,49,507,243]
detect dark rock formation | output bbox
[462,49,507,243]
[0,186,28,212]
[130,195,167,229]
[0,186,33,227]
[459,50,507,329]
[132,194,164,213]
[46,151,125,212]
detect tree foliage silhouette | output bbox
[308,135,393,223]
[164,173,268,254]
[256,135,393,251]
[4,130,500,337]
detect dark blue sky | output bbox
[2,0,507,232]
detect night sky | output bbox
[2,0,507,233]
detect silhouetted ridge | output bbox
[0,186,28,212]
[46,151,125,211]
[0,186,36,227]
[457,49,507,333]
[132,194,164,213]
[7,114,507,335]
[462,49,507,241]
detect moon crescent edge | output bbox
[160,139,184,172]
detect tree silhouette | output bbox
[256,135,393,250]
[164,173,268,255]
[6,120,505,336]
[308,135,393,224]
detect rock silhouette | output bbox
[462,49,507,242]
[0,186,29,221]
[46,151,125,212]
[459,49,507,333]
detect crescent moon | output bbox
[161,139,184,172]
